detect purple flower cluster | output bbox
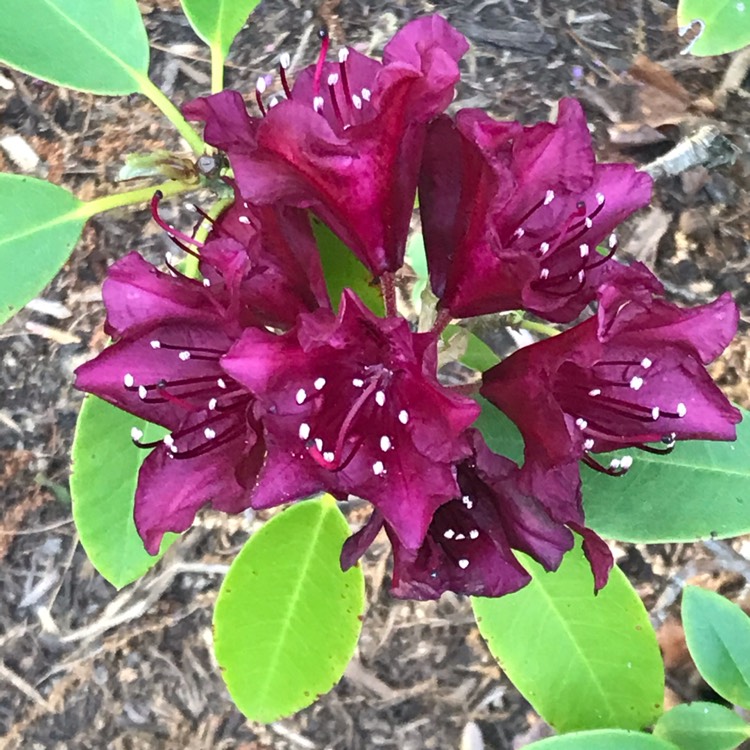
[76,16,741,600]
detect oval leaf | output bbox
[472,543,664,733]
[654,702,750,750]
[71,396,176,589]
[213,496,365,722]
[525,729,679,750]
[0,0,149,94]
[677,0,750,56]
[584,408,750,542]
[475,399,750,544]
[0,174,86,325]
[312,217,384,315]
[683,587,750,709]
[181,0,262,57]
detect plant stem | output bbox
[210,43,225,93]
[77,179,196,220]
[517,319,561,337]
[134,73,205,155]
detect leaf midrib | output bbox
[253,503,330,707]
[37,0,145,82]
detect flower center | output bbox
[506,191,617,297]
[554,357,683,475]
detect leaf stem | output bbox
[210,43,225,93]
[134,74,205,155]
[77,179,196,220]
[517,319,561,337]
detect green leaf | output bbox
[677,0,750,56]
[71,396,176,589]
[475,399,750,544]
[683,587,750,709]
[181,0,262,58]
[213,496,365,722]
[584,408,750,543]
[312,217,384,315]
[472,543,664,733]
[0,0,149,95]
[444,326,500,373]
[0,174,86,325]
[654,702,750,750]
[525,729,679,750]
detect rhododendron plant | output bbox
[4,0,749,740]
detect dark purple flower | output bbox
[75,194,329,554]
[221,289,480,549]
[419,99,653,322]
[184,15,469,277]
[341,431,613,599]
[480,273,742,474]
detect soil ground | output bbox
[1,1,750,748]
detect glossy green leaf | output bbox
[213,496,365,722]
[312,217,384,315]
[677,0,750,56]
[0,174,86,325]
[71,396,176,589]
[475,399,750,544]
[654,702,750,750]
[683,587,750,709]
[0,0,149,95]
[584,408,750,542]
[181,0,261,57]
[472,543,664,733]
[525,729,679,750]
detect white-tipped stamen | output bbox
[313,96,325,112]
[238,215,251,225]
[458,559,470,570]
[179,351,191,361]
[620,455,633,470]
[469,530,479,539]
[399,410,409,424]
[585,217,593,229]
[124,373,135,388]
[130,427,144,441]
[352,378,364,388]
[589,388,601,397]
[202,278,211,287]
[375,391,386,407]
[580,243,589,257]
[327,72,339,86]
[641,357,652,369]
[629,376,643,391]
[295,388,306,405]
[361,87,371,101]
[323,451,335,463]
[208,398,218,410]
[540,241,550,255]
[163,435,174,447]
[217,378,227,389]
[150,340,161,349]
[372,460,385,476]
[584,438,595,450]
[444,529,455,539]
[351,94,362,110]
[314,377,326,390]
[651,406,660,420]
[575,418,588,430]
[677,402,687,417]
[138,385,148,400]
[256,77,266,94]
[608,233,617,248]
[514,227,525,239]
[338,47,350,63]
[596,192,605,205]
[544,189,555,205]
[609,458,621,470]
[314,438,323,452]
[279,52,291,69]
[380,436,391,452]
[204,427,216,439]
[540,268,550,280]
[299,422,310,440]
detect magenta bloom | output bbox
[75,196,328,554]
[481,272,742,473]
[341,432,613,599]
[184,15,469,277]
[221,289,480,548]
[419,99,653,321]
